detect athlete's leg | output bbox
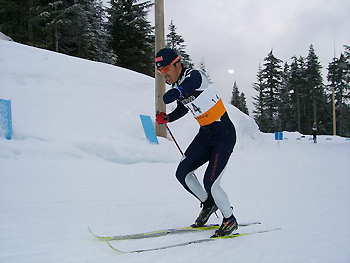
[210,170,232,218]
[175,131,210,202]
[203,128,236,218]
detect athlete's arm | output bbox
[163,70,203,104]
[167,101,188,122]
[177,70,202,96]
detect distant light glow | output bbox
[228,69,235,74]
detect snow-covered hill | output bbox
[0,40,349,263]
[0,32,12,41]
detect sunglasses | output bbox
[157,55,180,74]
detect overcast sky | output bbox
[104,0,350,113]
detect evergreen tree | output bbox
[74,0,114,63]
[343,45,350,96]
[289,56,304,132]
[165,20,193,69]
[298,55,308,133]
[37,0,80,53]
[344,45,350,57]
[344,45,350,136]
[1,0,115,63]
[327,51,350,136]
[230,81,240,107]
[199,58,212,83]
[261,50,283,132]
[239,92,249,115]
[230,81,249,115]
[252,64,269,131]
[279,62,294,131]
[305,44,327,133]
[0,0,44,45]
[107,0,154,76]
[251,45,348,135]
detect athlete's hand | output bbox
[156,112,169,124]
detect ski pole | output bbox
[164,122,184,156]
[164,123,208,207]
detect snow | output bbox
[0,32,12,41]
[0,40,349,263]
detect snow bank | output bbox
[0,40,261,163]
[0,40,349,263]
[0,32,12,41]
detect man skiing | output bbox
[312,122,318,143]
[155,48,238,237]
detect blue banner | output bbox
[0,99,12,140]
[274,131,283,140]
[140,115,159,145]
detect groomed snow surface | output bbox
[0,40,349,263]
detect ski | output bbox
[106,227,281,254]
[89,222,261,241]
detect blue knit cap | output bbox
[155,48,179,68]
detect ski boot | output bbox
[191,196,218,227]
[211,214,238,237]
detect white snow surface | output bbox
[1,40,350,263]
[0,32,12,41]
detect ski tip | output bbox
[106,241,125,254]
[88,226,96,237]
[88,227,115,241]
[238,221,262,226]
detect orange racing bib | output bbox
[181,81,226,126]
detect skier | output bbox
[155,48,238,237]
[312,122,318,143]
